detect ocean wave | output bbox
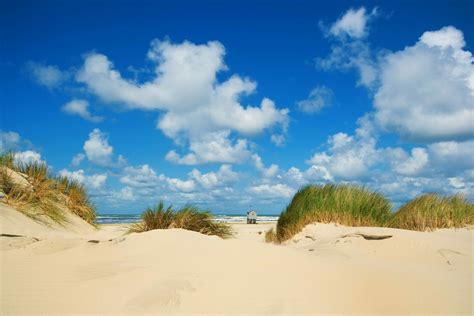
[97,214,279,224]
[96,215,141,224]
[212,215,279,223]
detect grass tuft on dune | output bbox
[264,227,278,243]
[390,193,474,231]
[129,201,233,238]
[0,151,96,224]
[55,175,97,224]
[276,184,392,242]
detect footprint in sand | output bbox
[437,248,467,266]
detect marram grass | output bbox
[129,201,233,238]
[55,175,97,224]
[390,193,474,231]
[276,184,392,242]
[0,151,15,169]
[0,152,96,224]
[264,227,278,243]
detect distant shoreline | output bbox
[96,213,280,225]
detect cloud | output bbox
[59,169,107,189]
[270,134,286,147]
[0,131,36,153]
[83,129,119,167]
[1,132,44,168]
[120,164,160,188]
[166,177,196,193]
[189,164,238,189]
[120,164,196,193]
[247,183,295,199]
[329,7,376,39]
[320,19,473,143]
[297,86,333,114]
[14,150,44,165]
[281,165,333,186]
[26,62,66,88]
[71,153,86,167]
[374,26,474,142]
[317,10,378,89]
[316,18,474,201]
[114,163,246,208]
[307,130,381,180]
[448,177,465,189]
[392,148,429,176]
[419,26,465,50]
[165,131,252,165]
[62,99,104,122]
[121,163,238,195]
[76,39,289,164]
[0,131,21,151]
[252,154,279,179]
[115,186,136,201]
[69,130,126,170]
[428,140,474,173]
[302,115,473,201]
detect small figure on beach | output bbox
[247,210,257,224]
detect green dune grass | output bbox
[390,193,474,231]
[0,151,96,224]
[276,184,392,242]
[129,201,233,238]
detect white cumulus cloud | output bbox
[26,62,66,88]
[189,164,238,189]
[120,164,160,188]
[58,169,107,189]
[14,151,44,165]
[329,7,376,39]
[393,148,429,176]
[83,129,119,167]
[252,154,279,179]
[374,26,474,142]
[76,39,289,165]
[62,99,104,122]
[247,183,295,199]
[0,131,21,151]
[297,86,333,114]
[71,153,86,167]
[165,131,252,165]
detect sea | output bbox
[97,214,279,225]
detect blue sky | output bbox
[1,0,473,214]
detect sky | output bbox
[1,0,473,214]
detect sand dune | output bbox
[0,204,472,315]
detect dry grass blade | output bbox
[0,152,96,224]
[0,152,15,169]
[264,227,278,243]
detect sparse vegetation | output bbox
[276,184,392,242]
[390,193,474,231]
[0,151,15,169]
[0,151,96,224]
[55,176,97,224]
[3,149,473,235]
[129,201,233,238]
[264,227,278,243]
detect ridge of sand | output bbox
[0,203,95,239]
[0,208,472,315]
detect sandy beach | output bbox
[1,203,472,315]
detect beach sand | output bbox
[1,203,472,315]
